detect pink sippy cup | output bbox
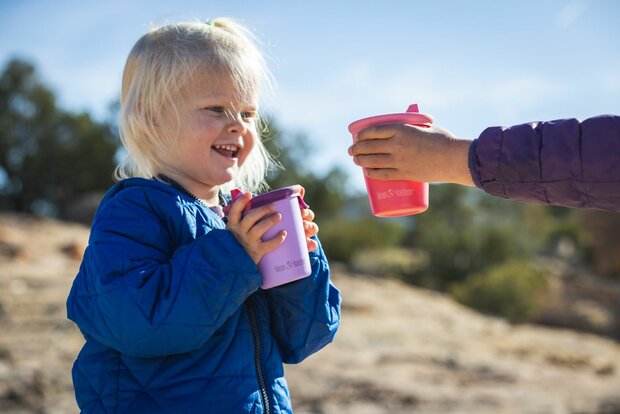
[230,185,312,289]
[348,104,434,217]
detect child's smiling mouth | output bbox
[212,144,240,159]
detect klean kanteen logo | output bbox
[274,258,306,273]
[376,188,415,200]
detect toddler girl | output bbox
[67,18,341,413]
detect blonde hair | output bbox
[116,18,275,192]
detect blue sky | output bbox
[1,0,619,190]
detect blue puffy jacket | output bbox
[66,178,341,413]
[469,115,620,212]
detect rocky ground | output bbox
[1,214,619,414]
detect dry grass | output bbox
[1,214,619,414]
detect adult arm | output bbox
[469,115,620,211]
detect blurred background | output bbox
[1,1,620,413]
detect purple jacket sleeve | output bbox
[468,115,620,212]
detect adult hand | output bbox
[348,124,474,186]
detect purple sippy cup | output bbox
[234,185,312,289]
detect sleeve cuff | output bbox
[467,138,483,189]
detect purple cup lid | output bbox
[249,185,308,209]
[224,185,309,216]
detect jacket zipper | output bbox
[156,175,228,218]
[247,299,271,414]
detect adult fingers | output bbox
[355,124,399,142]
[352,154,395,169]
[348,138,395,156]
[364,168,403,181]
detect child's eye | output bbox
[241,111,256,120]
[205,106,225,113]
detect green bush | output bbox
[407,186,549,290]
[450,260,548,323]
[319,218,406,264]
[351,247,428,278]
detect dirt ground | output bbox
[1,214,619,414]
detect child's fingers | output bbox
[261,230,287,252]
[239,204,277,233]
[226,192,252,225]
[248,212,282,241]
[307,237,318,252]
[304,219,319,252]
[301,208,315,222]
[304,221,318,238]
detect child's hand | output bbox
[299,187,319,252]
[302,207,319,252]
[226,192,286,264]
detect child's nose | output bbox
[227,114,247,135]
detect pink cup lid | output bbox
[348,104,434,135]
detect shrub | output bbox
[319,217,406,264]
[450,260,548,323]
[407,186,545,290]
[351,247,428,278]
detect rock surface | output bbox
[1,214,619,414]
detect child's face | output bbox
[168,74,258,190]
